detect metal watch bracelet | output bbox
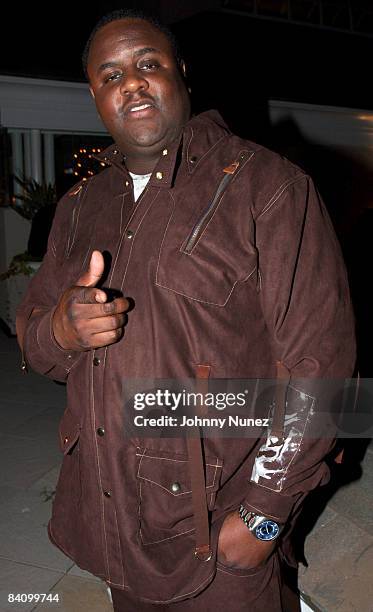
[238,504,282,541]
[238,504,266,530]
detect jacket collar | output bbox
[94,110,231,187]
[181,110,231,176]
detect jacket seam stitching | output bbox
[107,184,153,286]
[133,571,216,603]
[119,190,160,291]
[90,357,111,580]
[113,505,126,588]
[216,564,268,578]
[108,190,160,291]
[135,453,221,469]
[119,192,126,236]
[66,181,90,256]
[155,265,257,307]
[155,190,176,286]
[140,527,196,546]
[209,462,219,507]
[241,501,282,521]
[137,478,214,496]
[256,175,307,221]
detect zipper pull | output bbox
[223,150,250,174]
[223,161,239,174]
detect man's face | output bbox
[87,19,191,166]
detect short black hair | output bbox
[82,8,182,80]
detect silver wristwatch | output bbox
[238,504,282,541]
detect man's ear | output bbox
[180,60,191,94]
[180,60,187,79]
[89,86,95,100]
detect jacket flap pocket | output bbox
[58,409,81,455]
[155,205,257,306]
[136,448,222,496]
[155,152,257,306]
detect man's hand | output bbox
[52,250,129,352]
[217,511,276,570]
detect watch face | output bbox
[255,520,280,541]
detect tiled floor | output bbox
[0,332,372,611]
[0,335,112,612]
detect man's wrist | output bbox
[41,308,81,366]
[238,504,282,541]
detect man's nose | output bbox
[120,71,149,96]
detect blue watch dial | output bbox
[255,520,280,541]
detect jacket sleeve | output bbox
[16,191,83,383]
[241,174,356,524]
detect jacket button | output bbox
[93,357,101,366]
[171,482,181,493]
[126,229,133,239]
[97,427,105,437]
[156,171,163,180]
[190,156,197,164]
[63,437,69,445]
[103,491,111,498]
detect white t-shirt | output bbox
[129,172,152,202]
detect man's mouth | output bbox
[124,101,156,118]
[129,103,152,112]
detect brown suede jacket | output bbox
[16,110,356,603]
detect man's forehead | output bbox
[90,18,171,55]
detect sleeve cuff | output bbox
[35,307,82,371]
[241,481,300,524]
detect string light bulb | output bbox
[70,145,109,181]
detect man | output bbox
[16,9,355,612]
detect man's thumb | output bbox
[76,250,105,287]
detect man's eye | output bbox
[139,60,159,70]
[104,73,121,83]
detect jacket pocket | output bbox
[136,447,223,546]
[155,151,257,306]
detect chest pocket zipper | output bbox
[183,150,250,254]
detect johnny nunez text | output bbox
[133,415,270,428]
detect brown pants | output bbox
[111,553,300,612]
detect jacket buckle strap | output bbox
[187,364,212,561]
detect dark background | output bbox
[1,1,372,112]
[3,2,371,223]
